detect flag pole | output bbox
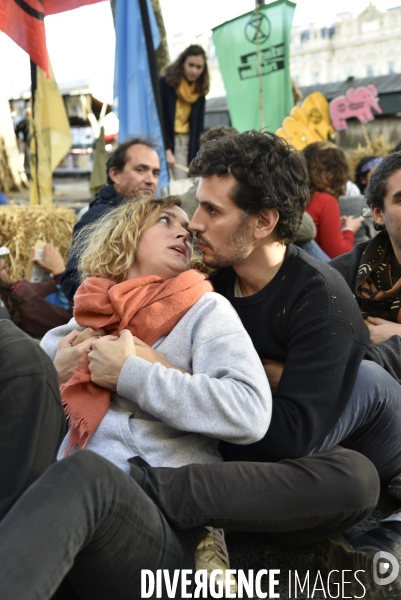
[30,59,40,204]
[255,0,265,130]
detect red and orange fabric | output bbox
[0,0,109,76]
[61,270,213,453]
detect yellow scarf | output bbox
[174,77,201,134]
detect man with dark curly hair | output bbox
[131,131,401,597]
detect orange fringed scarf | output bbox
[60,270,213,453]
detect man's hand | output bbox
[133,337,187,373]
[88,330,135,390]
[54,329,102,384]
[32,243,65,276]
[366,316,401,344]
[261,359,285,395]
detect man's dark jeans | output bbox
[0,321,380,599]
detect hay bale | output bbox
[0,204,76,280]
[347,135,392,180]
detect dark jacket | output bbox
[13,275,72,338]
[61,185,125,302]
[159,76,205,165]
[329,239,368,294]
[330,236,401,385]
[215,245,369,463]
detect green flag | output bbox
[213,0,295,132]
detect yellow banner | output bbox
[30,58,72,205]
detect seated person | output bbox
[354,155,382,194]
[0,150,384,600]
[61,137,161,303]
[327,151,401,503]
[43,196,272,468]
[0,317,380,600]
[330,151,401,349]
[0,244,72,338]
[304,141,364,258]
[0,195,273,597]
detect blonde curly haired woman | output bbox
[0,195,271,599]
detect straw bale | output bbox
[347,135,392,180]
[0,204,76,280]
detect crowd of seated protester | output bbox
[4,135,401,600]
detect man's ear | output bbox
[109,167,120,185]
[372,206,385,227]
[253,208,280,240]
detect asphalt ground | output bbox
[7,175,92,214]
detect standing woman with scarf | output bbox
[160,45,209,180]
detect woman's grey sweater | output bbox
[41,292,272,473]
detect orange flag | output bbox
[0,1,110,77]
[0,1,48,75]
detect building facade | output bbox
[291,3,401,88]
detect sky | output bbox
[1,0,400,101]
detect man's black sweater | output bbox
[215,245,369,463]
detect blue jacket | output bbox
[61,185,125,302]
[159,76,205,165]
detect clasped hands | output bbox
[365,316,401,345]
[54,328,176,389]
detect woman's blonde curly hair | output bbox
[75,195,209,283]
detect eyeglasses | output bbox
[0,263,10,273]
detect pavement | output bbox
[6,175,92,215]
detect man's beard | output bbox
[197,217,250,269]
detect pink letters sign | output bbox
[329,85,382,131]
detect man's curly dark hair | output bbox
[188,130,310,244]
[365,151,401,231]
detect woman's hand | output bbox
[341,215,364,233]
[54,329,102,384]
[71,327,105,347]
[366,316,401,345]
[32,243,65,276]
[166,149,176,168]
[133,337,187,373]
[88,330,135,390]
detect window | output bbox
[301,29,310,42]
[313,72,320,84]
[361,20,380,33]
[366,64,374,77]
[389,61,396,74]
